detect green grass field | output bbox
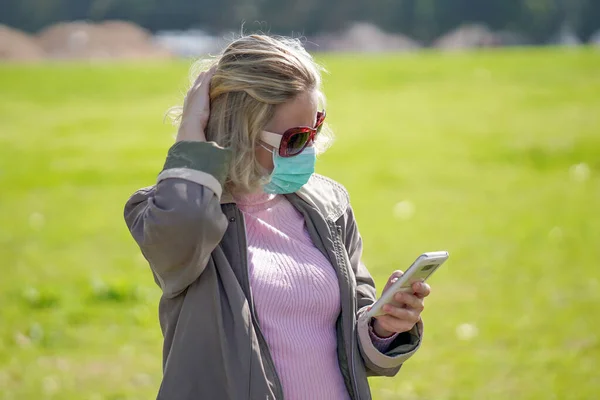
[1,48,599,399]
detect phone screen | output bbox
[366,251,448,318]
[402,263,439,287]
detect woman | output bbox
[124,34,429,400]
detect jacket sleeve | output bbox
[124,141,231,298]
[342,205,424,377]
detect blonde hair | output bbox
[169,34,333,194]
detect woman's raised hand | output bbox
[176,66,216,142]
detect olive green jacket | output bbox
[124,141,423,400]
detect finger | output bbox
[382,304,421,324]
[412,281,431,299]
[185,71,206,105]
[191,65,215,89]
[191,70,210,91]
[197,66,216,95]
[375,315,416,334]
[200,65,217,84]
[394,292,424,311]
[383,270,404,292]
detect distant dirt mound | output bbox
[434,24,499,50]
[0,24,45,61]
[308,22,420,53]
[37,20,172,60]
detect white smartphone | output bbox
[366,251,449,319]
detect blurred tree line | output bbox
[2,0,599,42]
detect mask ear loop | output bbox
[259,141,278,168]
[259,142,276,155]
[257,142,278,183]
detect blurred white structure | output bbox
[550,24,581,46]
[153,29,221,57]
[589,30,600,46]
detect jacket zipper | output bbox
[334,223,360,400]
[235,207,285,400]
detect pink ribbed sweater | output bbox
[236,191,396,400]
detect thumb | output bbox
[382,270,404,293]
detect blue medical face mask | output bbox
[262,146,316,194]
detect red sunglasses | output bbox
[260,111,326,157]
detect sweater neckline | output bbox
[234,190,283,213]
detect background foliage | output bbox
[2,0,600,42]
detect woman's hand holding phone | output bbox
[371,271,431,338]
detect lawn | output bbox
[0,48,599,399]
